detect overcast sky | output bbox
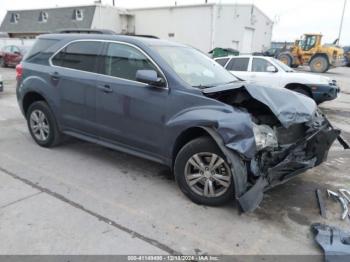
[0,0,349,44]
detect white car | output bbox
[215,55,340,104]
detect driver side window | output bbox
[252,58,275,72]
[102,42,161,82]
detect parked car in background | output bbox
[253,47,282,58]
[215,55,340,104]
[0,74,3,92]
[0,45,30,67]
[16,33,345,212]
[344,46,350,67]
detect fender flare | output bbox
[200,126,248,198]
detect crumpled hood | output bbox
[202,81,317,128]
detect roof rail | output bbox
[52,29,159,39]
[54,29,117,35]
[124,34,159,39]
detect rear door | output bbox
[225,57,251,80]
[50,40,104,135]
[95,41,168,157]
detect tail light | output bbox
[16,63,23,81]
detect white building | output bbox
[0,3,273,53]
[131,4,273,53]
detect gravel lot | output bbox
[0,66,349,256]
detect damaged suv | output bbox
[17,34,349,211]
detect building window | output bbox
[10,13,20,23]
[73,9,84,21]
[39,11,48,22]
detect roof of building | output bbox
[0,5,97,34]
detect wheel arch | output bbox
[172,126,248,199]
[22,91,49,116]
[284,83,313,98]
[172,126,212,167]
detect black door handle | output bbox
[50,72,60,81]
[97,84,113,93]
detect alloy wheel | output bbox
[184,152,231,197]
[29,109,50,142]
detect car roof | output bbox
[38,33,187,48]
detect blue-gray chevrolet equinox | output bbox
[16,33,349,212]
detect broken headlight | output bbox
[252,123,278,151]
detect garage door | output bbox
[241,28,254,54]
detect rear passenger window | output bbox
[52,41,103,73]
[215,58,229,67]
[25,39,59,65]
[226,58,249,71]
[102,42,159,82]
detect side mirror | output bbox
[266,65,277,73]
[135,70,165,87]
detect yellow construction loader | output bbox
[278,33,345,73]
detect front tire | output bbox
[174,137,235,206]
[26,101,62,147]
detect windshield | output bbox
[272,58,294,72]
[153,46,238,88]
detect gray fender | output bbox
[200,127,248,198]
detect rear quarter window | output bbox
[25,39,59,65]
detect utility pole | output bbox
[338,0,347,44]
[112,0,115,6]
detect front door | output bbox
[96,42,168,157]
[250,57,280,88]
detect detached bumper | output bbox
[238,115,346,212]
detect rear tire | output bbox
[279,53,292,66]
[26,101,62,148]
[174,137,236,206]
[310,56,329,73]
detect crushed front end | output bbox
[241,112,339,207]
[202,83,348,212]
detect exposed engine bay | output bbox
[202,83,348,212]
